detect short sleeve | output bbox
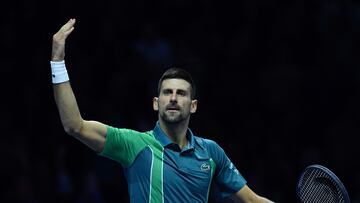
[205,139,247,198]
[99,125,151,167]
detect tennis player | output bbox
[51,18,274,203]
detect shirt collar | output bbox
[153,121,196,150]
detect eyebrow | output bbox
[162,88,189,95]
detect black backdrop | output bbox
[1,0,359,202]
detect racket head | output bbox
[296,164,350,203]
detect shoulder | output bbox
[194,136,224,154]
[106,126,156,143]
[194,135,219,146]
[107,125,152,136]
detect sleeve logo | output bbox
[229,163,239,175]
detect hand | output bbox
[51,19,76,61]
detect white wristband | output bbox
[50,60,69,84]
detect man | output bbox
[51,19,274,203]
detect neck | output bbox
[159,118,189,149]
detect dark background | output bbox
[1,0,360,202]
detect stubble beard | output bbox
[160,110,189,124]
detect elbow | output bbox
[63,122,83,137]
[64,126,81,136]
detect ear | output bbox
[153,97,159,111]
[190,99,198,113]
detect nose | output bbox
[170,93,177,102]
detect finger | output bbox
[64,26,75,36]
[60,18,76,32]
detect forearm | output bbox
[233,196,274,203]
[50,19,107,152]
[258,196,274,203]
[53,82,84,135]
[51,19,82,135]
[233,186,274,203]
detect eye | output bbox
[163,89,172,95]
[177,90,187,96]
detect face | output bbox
[153,78,197,124]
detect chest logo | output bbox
[200,163,211,171]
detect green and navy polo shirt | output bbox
[99,122,246,203]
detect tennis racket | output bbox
[296,164,350,203]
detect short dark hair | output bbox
[157,67,196,99]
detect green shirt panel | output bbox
[99,125,162,167]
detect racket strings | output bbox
[298,169,346,203]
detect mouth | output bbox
[166,106,180,112]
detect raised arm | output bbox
[51,19,107,152]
